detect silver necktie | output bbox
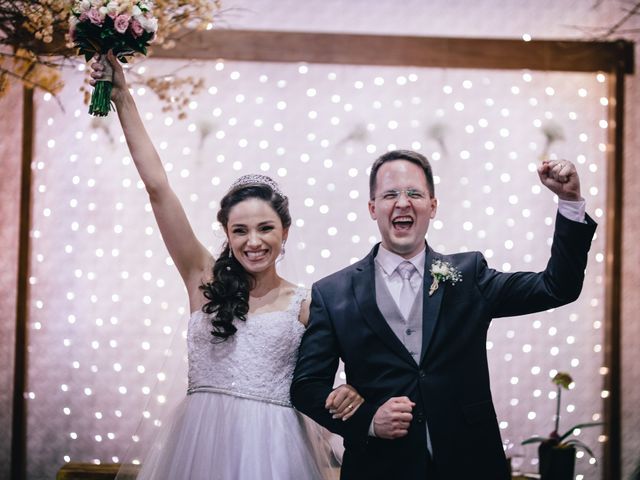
[397,261,417,319]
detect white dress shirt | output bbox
[375,247,426,309]
[557,198,586,223]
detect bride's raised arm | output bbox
[90,52,213,296]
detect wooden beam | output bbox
[602,60,624,480]
[151,29,634,73]
[11,87,34,480]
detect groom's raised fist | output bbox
[537,159,582,201]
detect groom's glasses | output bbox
[375,189,429,202]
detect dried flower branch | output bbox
[596,1,640,38]
[0,0,223,118]
[569,1,640,39]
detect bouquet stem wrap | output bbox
[89,55,114,117]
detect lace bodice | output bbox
[187,288,307,407]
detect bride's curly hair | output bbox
[200,179,291,341]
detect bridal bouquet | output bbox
[69,0,158,116]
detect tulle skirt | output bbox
[122,391,340,480]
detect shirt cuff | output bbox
[368,419,377,437]
[558,198,586,223]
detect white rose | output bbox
[99,6,108,15]
[139,15,158,33]
[432,265,447,276]
[106,1,118,14]
[80,0,91,10]
[132,5,142,16]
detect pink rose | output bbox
[87,8,104,26]
[130,19,144,38]
[114,14,131,34]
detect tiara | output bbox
[228,174,286,198]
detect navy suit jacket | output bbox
[291,213,597,480]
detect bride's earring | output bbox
[276,241,286,263]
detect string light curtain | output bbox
[26,59,607,479]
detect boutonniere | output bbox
[429,259,462,296]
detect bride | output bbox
[90,52,362,479]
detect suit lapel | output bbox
[420,247,444,365]
[352,247,416,366]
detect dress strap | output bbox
[289,287,310,319]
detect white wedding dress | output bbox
[133,287,338,480]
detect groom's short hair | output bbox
[369,150,435,200]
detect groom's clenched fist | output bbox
[537,159,582,201]
[373,396,415,439]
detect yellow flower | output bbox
[552,372,573,390]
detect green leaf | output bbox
[521,436,546,445]
[563,439,596,458]
[558,422,604,442]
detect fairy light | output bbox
[24,59,608,478]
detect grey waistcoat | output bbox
[374,265,423,365]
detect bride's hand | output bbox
[325,384,364,421]
[89,50,128,104]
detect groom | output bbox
[291,150,597,479]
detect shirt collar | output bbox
[375,244,426,278]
